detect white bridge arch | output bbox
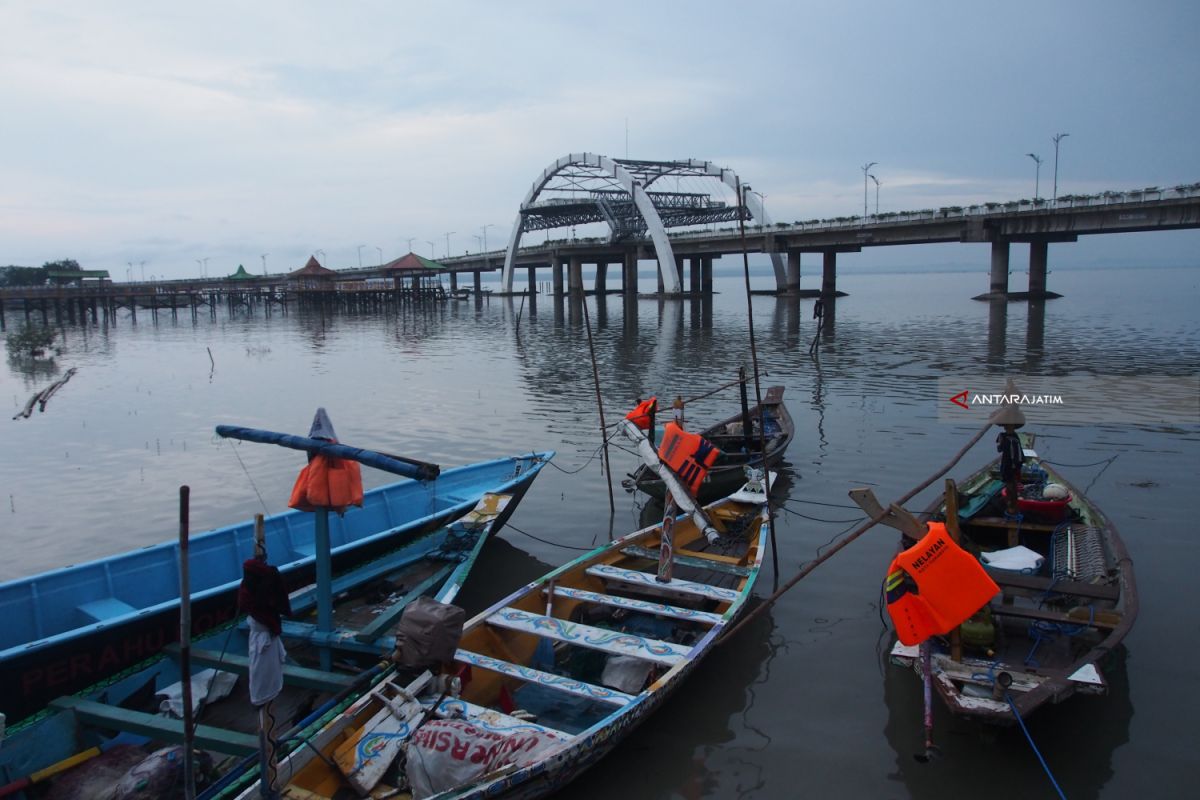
[501,153,785,294]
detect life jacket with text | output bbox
[884,521,1000,646]
[288,442,364,514]
[657,422,721,495]
[625,397,657,431]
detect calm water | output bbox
[2,265,1198,798]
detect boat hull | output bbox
[0,453,551,725]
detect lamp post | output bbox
[261,253,269,275]
[1026,153,1043,200]
[869,174,880,215]
[376,246,383,266]
[128,262,134,283]
[749,191,766,228]
[443,232,455,259]
[316,249,327,267]
[202,257,210,278]
[426,241,436,259]
[862,162,877,220]
[405,237,415,254]
[357,244,365,269]
[1052,133,1069,201]
[140,261,145,282]
[195,259,202,278]
[481,223,494,267]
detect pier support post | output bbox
[595,261,607,294]
[989,240,1010,296]
[787,251,801,294]
[1028,240,1048,297]
[687,258,699,295]
[473,271,482,296]
[450,272,458,293]
[702,257,713,295]
[656,263,665,295]
[623,252,638,295]
[527,266,537,296]
[821,251,837,297]
[553,259,565,296]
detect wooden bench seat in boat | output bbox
[985,569,1120,601]
[584,564,739,604]
[423,694,572,740]
[968,516,1062,533]
[163,643,357,692]
[486,606,689,667]
[545,585,723,625]
[49,695,258,755]
[454,648,635,707]
[619,545,751,577]
[77,596,138,622]
[988,602,1120,630]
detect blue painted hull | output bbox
[0,452,552,725]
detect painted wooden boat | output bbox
[0,451,553,725]
[222,487,771,798]
[0,486,546,798]
[889,439,1137,725]
[625,385,793,503]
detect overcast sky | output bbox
[2,0,1198,279]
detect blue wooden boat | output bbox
[0,450,553,726]
[216,479,771,798]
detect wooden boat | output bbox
[888,437,1137,725]
[625,385,793,503]
[0,450,553,725]
[220,481,771,798]
[0,483,553,798]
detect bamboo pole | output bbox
[178,485,196,800]
[944,478,964,662]
[581,295,615,516]
[721,420,994,642]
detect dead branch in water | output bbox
[13,368,78,420]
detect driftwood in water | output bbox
[13,368,77,420]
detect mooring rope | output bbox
[1005,692,1068,800]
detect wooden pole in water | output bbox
[658,497,677,583]
[944,479,964,662]
[254,513,266,559]
[581,295,615,516]
[315,507,332,671]
[178,485,197,800]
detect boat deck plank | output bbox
[619,545,750,577]
[454,648,635,707]
[547,585,722,625]
[164,643,356,692]
[49,696,259,756]
[486,606,689,666]
[586,564,739,603]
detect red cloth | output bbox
[237,558,293,636]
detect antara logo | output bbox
[950,390,970,410]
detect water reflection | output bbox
[881,646,1132,800]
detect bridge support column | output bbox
[527,266,537,296]
[989,240,1010,296]
[623,252,638,295]
[553,259,565,296]
[786,251,801,294]
[595,261,608,294]
[821,251,837,297]
[450,272,458,293]
[473,271,482,295]
[1028,240,1048,297]
[689,258,701,295]
[568,257,583,295]
[657,264,665,294]
[674,256,686,296]
[702,257,713,294]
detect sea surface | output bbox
[2,264,1198,799]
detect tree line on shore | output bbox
[0,259,83,287]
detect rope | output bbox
[1005,692,1068,800]
[777,502,867,525]
[504,522,595,551]
[1041,456,1118,469]
[227,439,272,515]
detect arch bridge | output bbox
[501,153,784,294]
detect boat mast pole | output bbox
[315,508,333,672]
[178,485,197,800]
[581,292,616,516]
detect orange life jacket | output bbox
[657,422,721,495]
[884,521,1000,646]
[625,397,657,431]
[289,452,364,513]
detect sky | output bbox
[2,0,1198,279]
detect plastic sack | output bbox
[405,719,561,799]
[981,545,1045,574]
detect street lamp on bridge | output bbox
[481,223,495,267]
[869,174,880,215]
[376,246,383,266]
[862,162,878,220]
[357,244,366,269]
[1026,153,1043,200]
[316,249,327,267]
[426,241,436,259]
[1052,133,1069,201]
[443,232,456,259]
[202,257,210,278]
[749,191,767,228]
[195,259,203,278]
[405,237,415,254]
[261,253,269,275]
[140,261,145,282]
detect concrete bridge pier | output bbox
[450,272,458,293]
[623,252,638,295]
[553,258,565,296]
[568,257,583,294]
[702,257,713,294]
[822,251,838,297]
[787,251,801,294]
[989,240,1011,296]
[527,266,537,297]
[1028,240,1048,297]
[595,261,608,294]
[473,271,483,296]
[689,257,702,295]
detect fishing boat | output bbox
[625,385,793,503]
[217,461,771,797]
[887,434,1137,725]
[0,440,553,726]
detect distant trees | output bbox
[0,259,83,287]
